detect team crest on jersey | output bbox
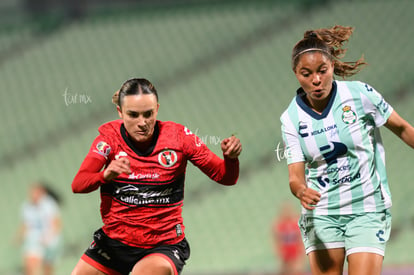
[95,141,111,158]
[342,105,357,124]
[158,149,178,167]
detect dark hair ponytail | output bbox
[112,78,158,108]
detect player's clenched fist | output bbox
[221,135,242,159]
[103,158,132,181]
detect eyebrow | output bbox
[299,63,328,72]
[126,109,154,115]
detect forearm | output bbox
[288,162,307,199]
[290,178,307,200]
[217,156,239,185]
[72,170,106,193]
[198,155,239,186]
[399,126,414,149]
[72,156,107,193]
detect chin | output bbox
[134,136,150,143]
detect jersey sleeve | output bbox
[280,111,306,165]
[182,126,239,185]
[358,82,394,127]
[71,135,112,193]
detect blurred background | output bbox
[1,0,413,274]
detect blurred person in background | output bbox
[280,25,414,275]
[272,202,306,275]
[71,78,242,275]
[17,182,62,275]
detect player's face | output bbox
[294,52,334,111]
[29,185,44,204]
[117,94,159,144]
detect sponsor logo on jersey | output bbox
[342,105,357,124]
[331,172,360,185]
[317,172,360,188]
[299,121,338,137]
[326,165,351,174]
[128,172,160,180]
[158,149,178,167]
[104,177,185,207]
[319,142,348,165]
[95,141,111,158]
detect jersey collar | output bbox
[120,121,160,157]
[295,81,337,120]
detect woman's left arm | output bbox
[385,110,414,149]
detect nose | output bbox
[136,116,146,128]
[312,74,321,86]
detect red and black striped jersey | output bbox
[72,119,239,248]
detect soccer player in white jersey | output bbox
[280,25,414,275]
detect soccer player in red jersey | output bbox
[71,78,242,275]
[272,202,305,275]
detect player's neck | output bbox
[305,92,332,114]
[132,137,153,152]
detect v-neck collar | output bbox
[295,81,337,120]
[120,122,160,157]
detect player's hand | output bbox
[221,135,242,159]
[298,187,321,210]
[103,158,132,181]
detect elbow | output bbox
[71,183,83,193]
[71,178,88,193]
[220,181,237,186]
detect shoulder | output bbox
[336,80,376,96]
[90,120,123,159]
[158,120,185,131]
[98,119,123,136]
[280,96,299,122]
[155,121,187,150]
[158,120,195,138]
[338,80,387,105]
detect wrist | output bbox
[296,186,307,199]
[99,171,109,183]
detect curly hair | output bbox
[292,25,367,78]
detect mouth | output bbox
[312,89,324,97]
[135,130,147,136]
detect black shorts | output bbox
[82,228,190,275]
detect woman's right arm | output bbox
[288,162,320,210]
[71,155,107,193]
[72,155,132,193]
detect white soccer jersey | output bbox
[280,80,393,215]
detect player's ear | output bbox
[117,105,123,119]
